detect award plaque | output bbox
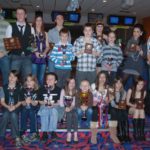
[118,100,126,109]
[84,43,93,54]
[136,100,144,109]
[64,96,73,107]
[3,37,21,51]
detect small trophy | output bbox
[64,96,73,107]
[61,45,67,66]
[8,88,15,106]
[27,34,37,52]
[25,88,33,109]
[136,100,144,109]
[107,57,113,66]
[84,43,93,54]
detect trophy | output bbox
[64,96,73,107]
[26,34,37,52]
[38,33,45,58]
[61,45,67,66]
[8,87,15,106]
[80,92,89,120]
[136,99,144,109]
[3,37,21,51]
[84,43,93,54]
[118,100,126,109]
[24,88,33,109]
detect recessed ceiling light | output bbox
[103,0,107,3]
[36,5,40,8]
[91,8,95,12]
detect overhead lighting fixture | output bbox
[91,8,95,12]
[102,0,107,3]
[36,5,40,8]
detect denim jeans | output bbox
[21,107,37,135]
[32,63,46,85]
[10,55,32,81]
[77,107,93,127]
[0,110,19,138]
[0,55,10,86]
[38,105,58,132]
[48,60,55,73]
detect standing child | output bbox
[20,75,39,143]
[50,28,74,88]
[38,73,61,142]
[126,77,146,141]
[0,70,22,148]
[98,31,123,85]
[60,77,78,143]
[76,80,93,128]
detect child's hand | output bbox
[35,52,40,58]
[9,105,16,112]
[92,51,100,57]
[26,97,32,105]
[65,107,71,112]
[81,105,88,111]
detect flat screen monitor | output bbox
[108,16,119,25]
[124,17,136,26]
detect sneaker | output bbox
[29,133,38,141]
[15,138,23,148]
[22,135,30,144]
[51,132,58,140]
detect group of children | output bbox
[0,70,147,147]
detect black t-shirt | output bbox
[3,84,21,105]
[20,88,38,109]
[37,86,61,103]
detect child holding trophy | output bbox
[60,77,78,143]
[38,73,61,142]
[126,77,146,141]
[20,75,39,143]
[76,80,93,128]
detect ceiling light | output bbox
[91,9,95,12]
[102,0,107,3]
[36,5,40,8]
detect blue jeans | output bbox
[10,55,32,81]
[0,55,10,85]
[21,107,37,134]
[77,107,93,127]
[32,63,46,85]
[38,106,58,132]
[48,60,55,73]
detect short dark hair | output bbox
[16,7,27,14]
[83,23,93,30]
[59,28,69,35]
[9,70,20,80]
[46,72,58,81]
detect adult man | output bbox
[6,7,34,80]
[48,14,71,73]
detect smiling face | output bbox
[133,27,143,40]
[16,8,26,23]
[80,80,90,93]
[26,76,35,89]
[115,80,123,91]
[35,16,43,28]
[83,26,93,38]
[68,79,76,91]
[60,32,69,43]
[98,73,107,86]
[136,81,144,91]
[46,75,57,87]
[108,32,116,44]
[55,15,64,26]
[9,73,18,85]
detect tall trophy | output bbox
[38,33,45,58]
[80,92,89,120]
[136,99,144,109]
[27,34,37,52]
[61,45,67,66]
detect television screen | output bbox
[124,17,135,25]
[69,13,80,22]
[109,16,119,25]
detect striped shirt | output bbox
[50,42,74,70]
[0,19,9,53]
[73,36,102,72]
[98,44,123,72]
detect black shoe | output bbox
[51,132,58,140]
[41,132,48,143]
